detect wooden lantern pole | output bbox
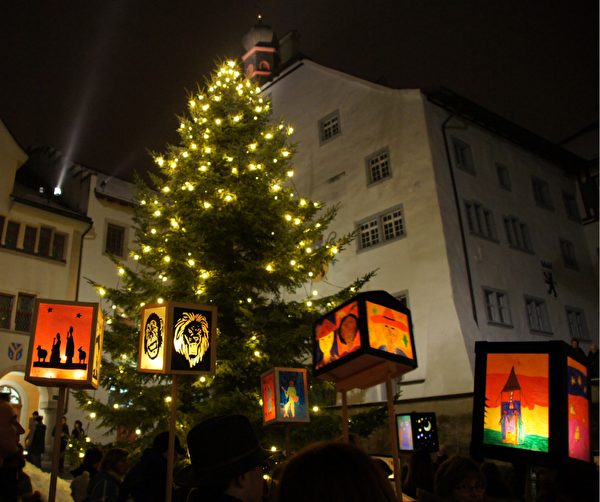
[48,386,67,502]
[385,372,402,501]
[284,424,291,457]
[341,388,349,442]
[166,374,178,502]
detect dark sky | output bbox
[1,1,597,183]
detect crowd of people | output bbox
[1,392,598,502]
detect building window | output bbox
[566,307,589,341]
[503,216,533,252]
[465,201,497,240]
[105,223,126,257]
[366,148,391,185]
[52,233,66,260]
[0,215,5,244]
[5,221,20,249]
[15,293,36,332]
[23,226,37,253]
[357,204,406,251]
[0,293,14,329]
[532,176,553,209]
[562,191,580,222]
[38,227,52,256]
[496,163,511,190]
[525,296,551,333]
[451,137,475,174]
[559,238,577,269]
[483,288,512,326]
[318,110,341,145]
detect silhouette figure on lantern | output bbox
[50,333,61,364]
[143,312,163,360]
[65,326,75,364]
[173,312,210,368]
[315,328,339,369]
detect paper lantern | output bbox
[261,367,309,425]
[25,299,104,389]
[138,301,217,375]
[396,412,439,452]
[313,291,417,389]
[471,341,591,467]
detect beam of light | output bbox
[57,0,126,189]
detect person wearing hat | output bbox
[373,308,408,357]
[175,414,278,502]
[119,431,187,502]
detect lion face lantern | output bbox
[138,302,217,375]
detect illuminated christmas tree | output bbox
[72,60,376,456]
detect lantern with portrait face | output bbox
[313,291,417,390]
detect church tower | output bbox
[242,16,278,82]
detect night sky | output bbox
[1,1,597,183]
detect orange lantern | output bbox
[261,367,309,425]
[25,299,104,389]
[138,301,217,375]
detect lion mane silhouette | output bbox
[173,312,210,368]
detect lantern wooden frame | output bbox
[138,301,217,375]
[471,341,592,468]
[261,367,310,425]
[25,299,104,389]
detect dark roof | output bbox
[422,87,587,175]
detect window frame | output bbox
[52,232,67,261]
[496,163,511,191]
[365,147,392,186]
[565,307,590,341]
[503,215,533,253]
[559,238,577,270]
[464,200,498,241]
[450,137,475,175]
[524,295,552,334]
[4,220,20,249]
[562,191,581,222]
[531,176,553,210]
[483,287,512,327]
[0,292,14,330]
[23,225,38,254]
[356,203,406,252]
[38,226,53,257]
[104,221,128,259]
[318,110,341,146]
[14,292,36,333]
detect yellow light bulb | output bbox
[90,413,96,419]
[164,256,170,262]
[285,215,292,221]
[144,246,150,252]
[191,143,197,149]
[287,171,294,177]
[306,247,312,253]
[307,301,312,306]
[118,268,124,275]
[250,144,257,150]
[313,406,319,412]
[216,119,221,125]
[158,298,164,303]
[166,396,172,402]
[300,199,306,205]
[205,147,211,153]
[157,158,164,166]
[163,187,169,192]
[204,202,211,208]
[254,351,260,356]
[265,133,272,139]
[202,272,208,279]
[332,248,338,254]
[266,265,273,271]
[282,151,289,157]
[98,289,105,296]
[202,104,209,111]
[290,260,296,266]
[190,101,195,107]
[225,195,232,201]
[154,210,161,216]
[234,116,240,122]
[200,376,206,382]
[134,254,139,260]
[182,152,188,158]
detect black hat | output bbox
[174,415,278,487]
[153,431,187,456]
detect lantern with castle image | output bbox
[138,301,217,375]
[25,299,104,389]
[471,341,591,468]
